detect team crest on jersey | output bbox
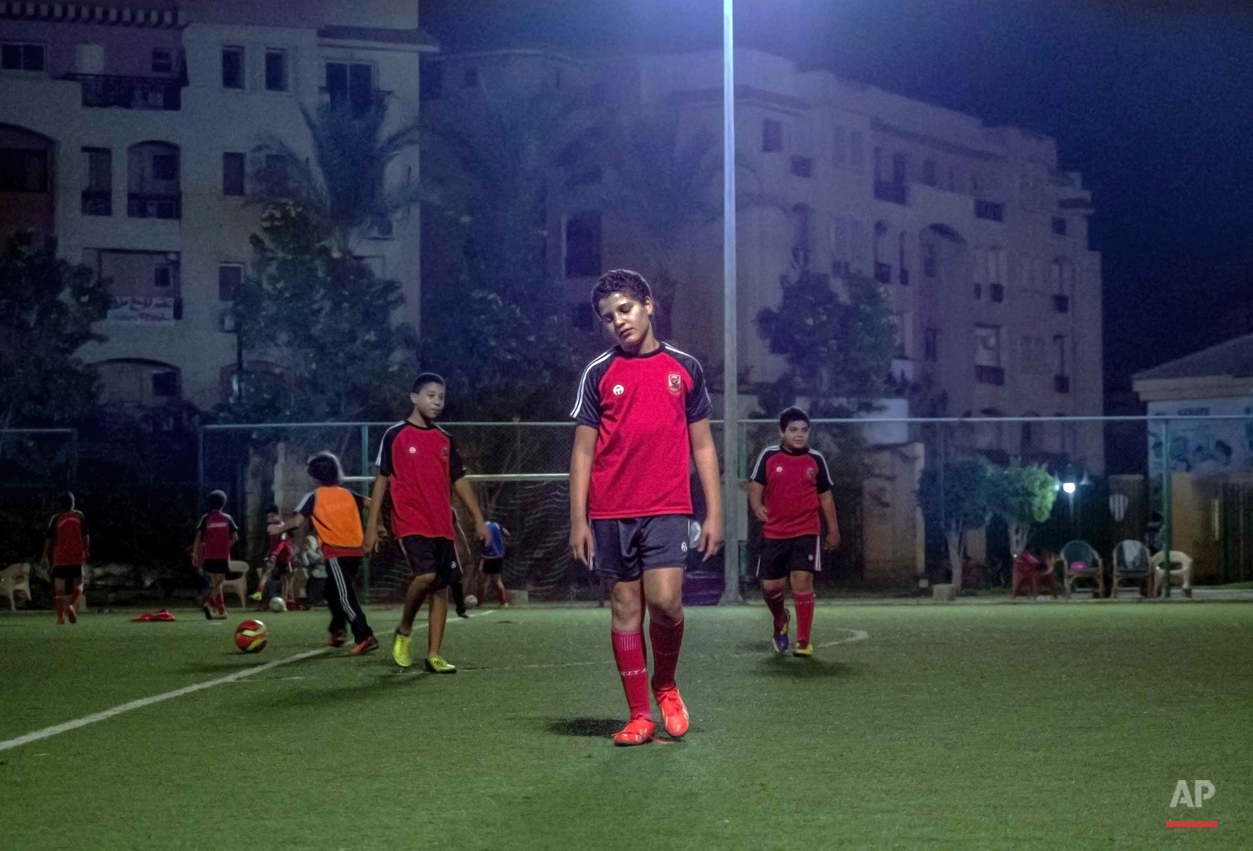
[775,465,783,473]
[612,384,625,396]
[441,446,450,459]
[806,466,817,481]
[667,373,682,395]
[408,446,417,455]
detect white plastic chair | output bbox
[1,563,32,611]
[1150,551,1193,598]
[220,560,251,608]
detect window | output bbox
[1054,335,1068,376]
[154,265,173,289]
[1052,216,1067,236]
[421,63,443,99]
[151,48,173,74]
[923,241,937,278]
[924,329,938,362]
[975,199,1004,221]
[326,62,375,115]
[152,153,178,181]
[265,49,288,92]
[975,325,1003,384]
[565,211,602,278]
[81,147,112,216]
[898,232,910,285]
[1,42,45,71]
[762,119,783,153]
[990,284,1004,303]
[922,159,937,187]
[265,155,289,196]
[222,152,245,196]
[218,264,244,302]
[127,142,180,218]
[152,370,179,398]
[833,126,846,168]
[790,155,812,178]
[463,67,479,87]
[222,46,244,89]
[849,131,864,171]
[0,148,49,193]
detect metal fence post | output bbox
[196,427,204,508]
[360,423,371,603]
[1161,418,1171,599]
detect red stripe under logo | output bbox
[1166,821,1218,827]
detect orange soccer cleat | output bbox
[612,717,656,747]
[653,687,689,739]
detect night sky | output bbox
[421,0,1253,396]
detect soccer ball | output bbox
[269,596,287,612]
[464,594,478,609]
[235,619,268,653]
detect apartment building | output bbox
[0,1,433,409]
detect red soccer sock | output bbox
[763,588,788,632]
[214,594,226,616]
[649,617,684,692]
[70,586,82,611]
[54,596,65,619]
[794,591,815,646]
[611,631,651,720]
[498,585,507,605]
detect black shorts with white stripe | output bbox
[756,535,822,580]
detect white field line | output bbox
[0,609,495,753]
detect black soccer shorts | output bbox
[398,535,463,588]
[51,565,83,582]
[591,515,690,583]
[756,535,822,580]
[202,559,231,575]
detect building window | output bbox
[222,46,245,89]
[849,131,864,171]
[264,154,289,196]
[0,148,49,193]
[922,159,937,187]
[833,126,846,168]
[762,119,783,153]
[218,264,244,302]
[151,48,173,74]
[421,63,443,99]
[975,324,1003,385]
[924,329,938,362]
[463,67,479,87]
[127,141,181,219]
[222,152,245,196]
[81,147,112,216]
[569,302,594,332]
[990,283,1004,303]
[1052,216,1067,236]
[564,211,602,278]
[1,42,45,71]
[326,62,375,115]
[152,153,178,181]
[152,370,179,398]
[923,242,937,278]
[790,155,812,178]
[975,199,1005,221]
[265,49,288,92]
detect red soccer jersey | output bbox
[268,532,293,566]
[376,421,465,541]
[571,343,712,520]
[751,445,833,539]
[46,511,88,566]
[196,511,239,560]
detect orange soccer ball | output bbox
[234,619,268,653]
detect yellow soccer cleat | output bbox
[793,643,813,657]
[425,655,457,674]
[392,630,413,668]
[249,590,263,602]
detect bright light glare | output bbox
[1062,482,1077,495]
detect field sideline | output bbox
[1,603,1248,850]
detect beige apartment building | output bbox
[428,47,1104,471]
[0,1,432,409]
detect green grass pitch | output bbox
[1,602,1249,850]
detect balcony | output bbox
[127,193,181,220]
[69,74,181,111]
[874,262,892,284]
[1053,294,1070,313]
[975,365,1005,385]
[81,190,111,216]
[874,180,908,205]
[1054,374,1071,394]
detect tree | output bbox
[919,457,993,592]
[755,270,898,414]
[987,464,1058,556]
[0,231,110,434]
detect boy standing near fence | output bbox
[365,373,491,673]
[192,490,238,620]
[42,493,89,624]
[748,407,840,657]
[569,269,723,746]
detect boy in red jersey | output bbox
[749,407,840,656]
[192,490,239,620]
[569,269,723,746]
[41,493,89,624]
[253,505,293,608]
[364,373,491,673]
[272,453,378,654]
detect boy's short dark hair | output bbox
[412,372,445,393]
[779,406,810,431]
[307,452,342,486]
[590,269,652,313]
[58,492,75,511]
[264,504,279,515]
[207,490,228,511]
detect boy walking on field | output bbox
[364,373,491,674]
[43,493,89,624]
[569,269,724,746]
[749,407,840,656]
[193,490,238,620]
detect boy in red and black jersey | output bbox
[364,372,491,674]
[570,269,724,746]
[192,490,239,620]
[42,492,89,624]
[252,505,294,609]
[749,407,840,656]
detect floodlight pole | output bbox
[720,0,741,604]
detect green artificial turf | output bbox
[1,602,1249,850]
